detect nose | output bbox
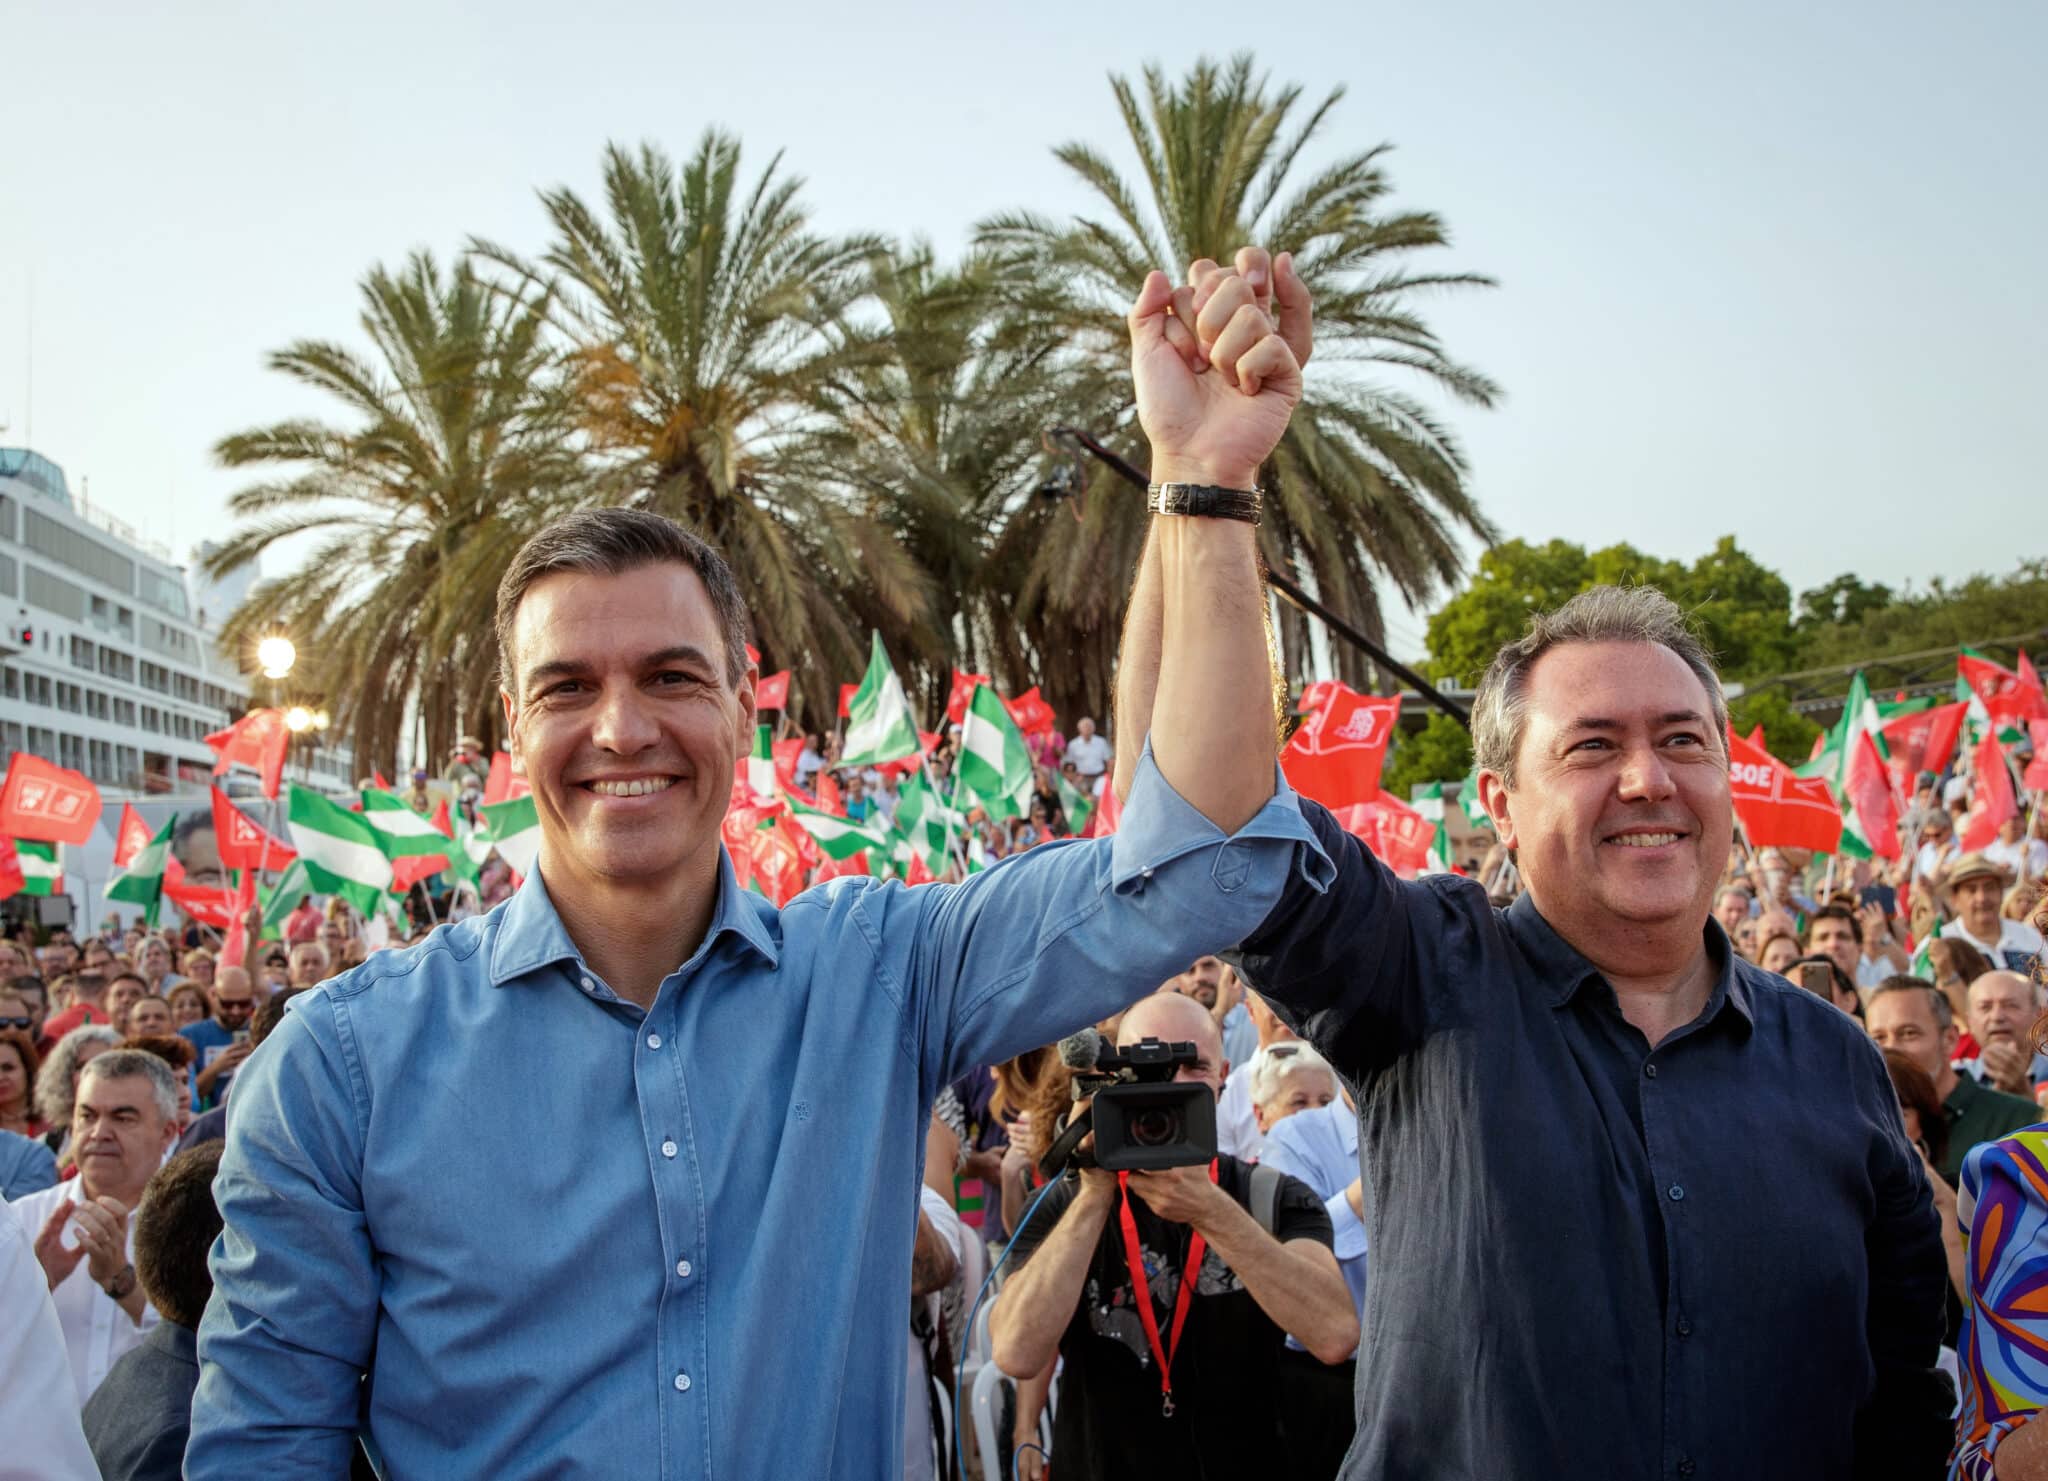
[1616,743,1677,803]
[588,681,661,756]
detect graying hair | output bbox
[75,1046,181,1125]
[1471,585,1728,789]
[1250,1041,1338,1110]
[33,1024,120,1128]
[494,508,752,694]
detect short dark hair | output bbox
[1805,904,1863,948]
[1872,974,1953,1030]
[251,988,303,1048]
[493,508,751,694]
[133,1142,225,1328]
[108,970,148,994]
[71,970,108,1002]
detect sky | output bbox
[3,0,2042,661]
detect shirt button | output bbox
[676,1258,693,1279]
[579,975,596,992]
[661,1140,678,1159]
[674,1372,691,1392]
[1677,1460,1696,1477]
[646,1033,662,1049]
[1644,1063,1658,1080]
[1676,1315,1693,1338]
[1667,1183,1685,1202]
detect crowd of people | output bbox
[11,245,2048,1481]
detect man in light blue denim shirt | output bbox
[188,253,1326,1479]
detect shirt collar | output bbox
[488,847,780,988]
[1505,892,1755,1033]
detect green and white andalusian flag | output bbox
[892,772,962,874]
[1055,769,1095,834]
[1414,783,1453,874]
[957,684,1032,819]
[259,858,316,933]
[360,788,452,858]
[1457,767,1491,830]
[786,797,891,860]
[13,840,61,895]
[841,633,921,766]
[1801,672,1892,858]
[482,796,542,880]
[747,726,777,801]
[106,815,176,924]
[449,813,487,888]
[287,785,395,918]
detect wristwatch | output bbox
[1146,483,1262,524]
[101,1263,137,1301]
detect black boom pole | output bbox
[1047,426,1470,729]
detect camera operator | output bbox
[988,991,1355,1478]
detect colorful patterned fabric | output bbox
[1954,1123,2048,1479]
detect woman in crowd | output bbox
[0,1025,44,1138]
[1758,930,1803,977]
[167,981,209,1029]
[33,1023,119,1164]
[181,947,217,990]
[1250,1040,1342,1148]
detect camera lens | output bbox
[1129,1109,1181,1147]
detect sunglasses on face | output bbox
[0,1015,31,1030]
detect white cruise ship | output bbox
[0,446,353,799]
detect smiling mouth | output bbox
[583,778,678,798]
[1607,831,1687,849]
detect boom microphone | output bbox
[1057,1028,1105,1071]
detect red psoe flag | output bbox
[838,683,859,720]
[2025,721,2048,792]
[0,752,102,845]
[203,709,290,799]
[483,752,530,805]
[112,803,156,868]
[1280,687,1400,811]
[1002,688,1057,736]
[1335,794,1434,874]
[1726,727,1844,854]
[211,786,297,871]
[755,671,791,711]
[1844,731,1904,860]
[946,671,992,726]
[1962,728,2020,852]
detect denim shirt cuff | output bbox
[1109,740,1335,897]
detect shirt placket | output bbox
[1640,1029,1700,1480]
[626,964,710,1479]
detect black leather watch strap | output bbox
[1146,482,1262,524]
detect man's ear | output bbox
[501,690,522,774]
[1478,770,1517,851]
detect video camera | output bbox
[1038,1029,1218,1175]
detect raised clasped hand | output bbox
[1129,246,1313,489]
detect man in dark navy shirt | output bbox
[1115,578,1952,1480]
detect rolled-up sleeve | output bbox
[914,745,1331,1084]
[187,992,378,1478]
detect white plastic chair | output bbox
[970,1360,1011,1481]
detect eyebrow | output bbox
[1560,711,1711,734]
[524,645,722,692]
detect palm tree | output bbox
[475,135,938,722]
[203,252,593,776]
[978,53,1501,694]
[797,242,1076,716]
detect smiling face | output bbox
[503,563,756,894]
[1484,641,1732,954]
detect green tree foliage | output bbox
[203,253,595,775]
[1380,711,1473,796]
[1422,535,1795,689]
[978,53,1499,694]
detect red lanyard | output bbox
[1114,1160,1218,1418]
